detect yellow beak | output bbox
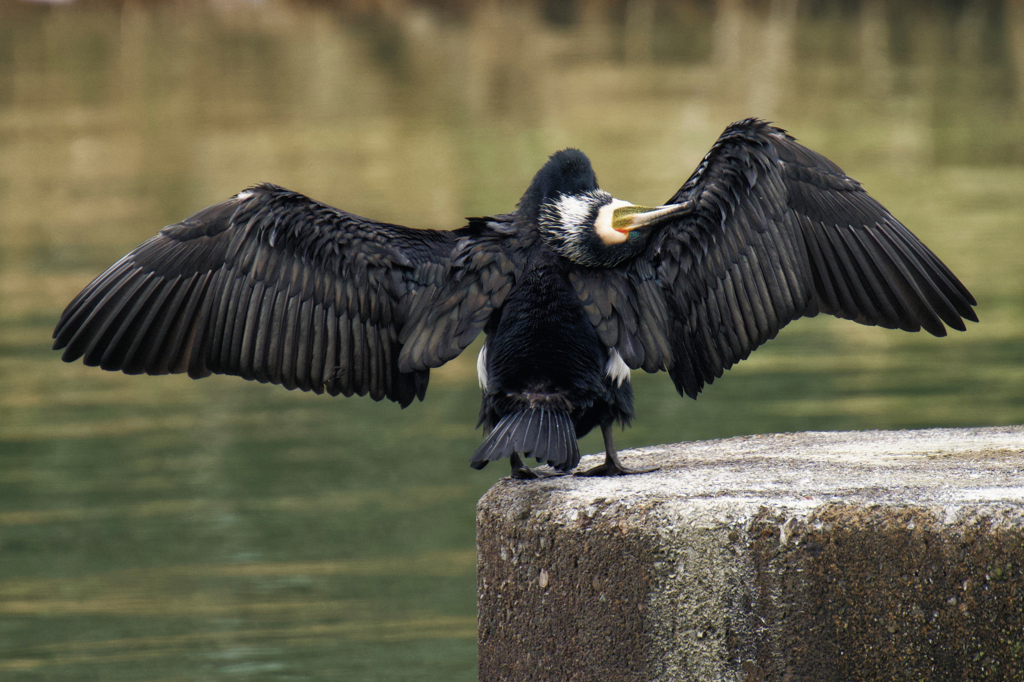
[611,203,688,232]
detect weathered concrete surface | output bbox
[477,426,1024,682]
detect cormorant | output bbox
[52,119,977,478]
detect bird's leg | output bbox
[576,424,659,477]
[509,453,539,479]
[509,453,568,480]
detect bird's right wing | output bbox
[53,184,516,407]
[627,119,976,399]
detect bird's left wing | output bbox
[53,184,514,407]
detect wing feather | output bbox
[278,293,299,391]
[162,272,211,375]
[309,302,327,395]
[623,119,976,399]
[54,184,520,407]
[123,274,180,375]
[100,273,160,370]
[322,300,338,394]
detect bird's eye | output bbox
[629,230,639,240]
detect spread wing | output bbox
[577,119,977,399]
[398,212,519,371]
[53,184,516,407]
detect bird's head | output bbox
[525,149,689,268]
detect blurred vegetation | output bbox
[0,0,1022,679]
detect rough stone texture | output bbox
[476,426,1024,682]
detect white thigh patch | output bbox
[477,341,489,391]
[605,348,631,387]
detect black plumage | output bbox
[53,119,977,478]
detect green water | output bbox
[1,1,1022,679]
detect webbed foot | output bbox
[575,462,659,477]
[574,424,659,477]
[511,466,570,480]
[509,453,569,480]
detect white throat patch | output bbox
[553,194,594,232]
[605,348,631,387]
[548,193,635,247]
[593,198,634,246]
[537,190,636,267]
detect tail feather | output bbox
[471,408,580,471]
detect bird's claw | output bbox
[575,464,660,477]
[510,466,569,480]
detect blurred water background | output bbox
[1,0,1022,679]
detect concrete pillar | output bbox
[477,426,1024,681]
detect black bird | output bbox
[53,119,977,478]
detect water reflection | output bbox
[1,1,1022,679]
